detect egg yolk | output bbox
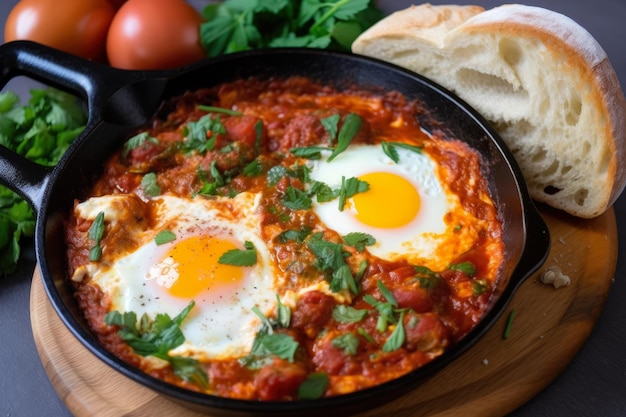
[352,172,421,228]
[154,235,244,299]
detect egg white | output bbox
[76,192,280,361]
[307,144,459,263]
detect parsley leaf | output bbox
[154,230,176,245]
[297,372,329,399]
[141,172,161,197]
[449,261,477,277]
[332,333,360,355]
[382,311,405,352]
[218,240,257,266]
[104,301,208,390]
[0,88,86,275]
[338,176,369,211]
[342,232,375,252]
[281,186,313,210]
[200,0,383,56]
[122,132,159,159]
[88,212,106,262]
[327,113,362,162]
[182,114,225,154]
[332,305,368,323]
[381,141,423,163]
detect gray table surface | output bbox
[1,0,625,416]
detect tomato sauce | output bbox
[65,76,504,401]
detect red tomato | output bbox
[106,0,206,70]
[4,0,116,61]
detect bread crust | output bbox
[353,4,626,218]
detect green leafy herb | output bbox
[281,185,313,210]
[364,280,399,333]
[182,114,226,154]
[382,311,405,352]
[122,131,159,159]
[327,113,362,162]
[297,372,329,400]
[0,88,86,275]
[449,261,477,277]
[88,212,106,262]
[218,240,257,266]
[141,172,161,197]
[342,232,375,252]
[472,279,488,295]
[381,141,423,163]
[332,305,368,323]
[358,327,376,344]
[276,226,312,243]
[503,309,515,340]
[199,0,383,57]
[276,295,292,328]
[196,105,243,116]
[321,113,340,143]
[338,176,369,211]
[332,333,360,355]
[104,301,208,389]
[290,145,331,160]
[243,158,264,177]
[241,303,299,369]
[306,233,359,295]
[155,230,176,245]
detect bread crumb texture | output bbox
[540,266,571,288]
[353,4,626,218]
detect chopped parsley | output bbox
[88,211,106,262]
[141,172,161,197]
[104,301,208,389]
[218,240,257,266]
[154,230,176,245]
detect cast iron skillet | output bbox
[0,41,550,416]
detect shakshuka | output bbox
[64,76,505,400]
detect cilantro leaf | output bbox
[332,305,368,323]
[218,241,258,266]
[88,212,106,262]
[338,176,369,211]
[297,372,329,399]
[104,301,208,389]
[141,172,161,197]
[327,113,362,162]
[0,88,86,275]
[332,333,360,355]
[155,230,176,245]
[342,232,375,252]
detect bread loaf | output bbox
[352,4,626,218]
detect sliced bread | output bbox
[352,3,626,218]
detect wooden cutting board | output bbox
[30,206,618,417]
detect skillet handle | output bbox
[0,41,150,212]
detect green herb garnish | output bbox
[88,211,106,262]
[449,261,477,277]
[218,240,257,266]
[381,141,423,163]
[327,113,362,162]
[154,230,176,245]
[297,372,329,400]
[337,176,369,211]
[503,309,515,340]
[199,0,383,56]
[342,232,375,252]
[141,172,161,197]
[332,305,368,323]
[332,333,360,355]
[104,301,208,389]
[0,88,86,275]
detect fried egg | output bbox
[74,192,279,361]
[307,144,480,270]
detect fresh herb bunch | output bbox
[200,0,384,56]
[0,88,86,275]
